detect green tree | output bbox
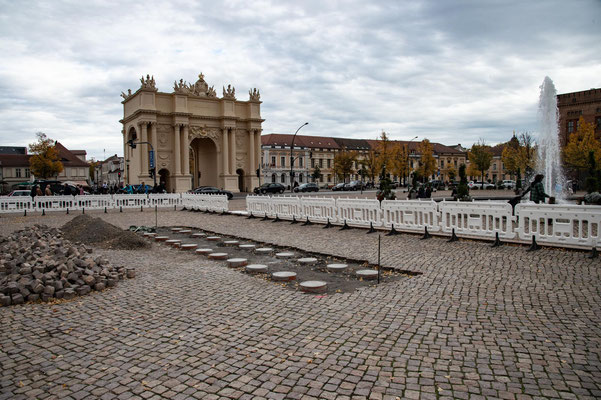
[457,164,469,200]
[311,165,323,182]
[468,141,493,189]
[28,132,64,179]
[390,143,409,184]
[375,131,392,170]
[502,132,537,181]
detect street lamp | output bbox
[290,122,309,192]
[406,136,418,187]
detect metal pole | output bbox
[377,234,381,284]
[406,136,418,188]
[290,122,309,192]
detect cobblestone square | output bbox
[1,210,600,399]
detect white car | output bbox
[501,180,515,189]
[468,181,495,190]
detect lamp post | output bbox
[406,136,418,187]
[290,122,309,192]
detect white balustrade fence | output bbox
[300,197,337,223]
[34,196,78,212]
[149,193,182,208]
[440,200,515,239]
[113,194,149,209]
[271,196,302,220]
[76,195,114,211]
[0,197,34,214]
[381,200,440,232]
[515,203,601,247]
[181,193,228,213]
[336,198,382,228]
[245,196,601,250]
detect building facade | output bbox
[94,154,124,187]
[120,73,263,193]
[557,88,601,146]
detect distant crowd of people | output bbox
[29,181,169,197]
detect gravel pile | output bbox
[0,225,134,306]
[61,215,150,250]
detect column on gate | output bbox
[254,129,261,173]
[229,128,236,175]
[222,128,229,175]
[249,130,255,174]
[183,125,190,175]
[140,122,148,175]
[174,124,181,175]
[150,122,157,171]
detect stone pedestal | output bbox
[173,175,192,192]
[222,175,239,192]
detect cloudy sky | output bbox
[1,0,600,160]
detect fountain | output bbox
[537,76,567,200]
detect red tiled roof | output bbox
[54,142,89,167]
[0,154,31,167]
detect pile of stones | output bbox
[0,224,134,306]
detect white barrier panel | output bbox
[271,196,302,220]
[381,199,440,232]
[0,196,34,213]
[515,203,601,247]
[33,196,78,212]
[246,195,272,217]
[204,194,228,212]
[440,200,515,238]
[300,197,337,223]
[180,193,199,210]
[75,195,114,211]
[149,193,181,208]
[336,198,382,228]
[113,194,149,209]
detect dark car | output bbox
[332,183,346,191]
[191,186,233,199]
[294,182,319,193]
[253,183,285,194]
[347,180,365,191]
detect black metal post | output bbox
[290,122,309,192]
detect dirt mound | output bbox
[61,215,150,250]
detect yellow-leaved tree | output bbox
[332,151,357,183]
[468,141,493,187]
[418,139,436,181]
[563,116,601,174]
[390,143,409,183]
[28,132,63,179]
[375,131,393,171]
[501,132,537,180]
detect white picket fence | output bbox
[246,195,601,250]
[0,193,228,214]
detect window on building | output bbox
[568,120,575,133]
[596,116,601,131]
[327,174,331,182]
[493,163,497,170]
[327,159,331,168]
[319,159,323,168]
[290,156,294,167]
[25,168,30,178]
[271,173,276,183]
[15,168,21,178]
[454,160,458,167]
[299,174,303,183]
[311,158,315,168]
[440,160,444,168]
[299,157,303,168]
[271,156,276,166]
[281,156,285,167]
[280,174,286,183]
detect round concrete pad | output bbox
[255,248,273,254]
[327,263,348,272]
[356,269,378,280]
[275,252,295,258]
[272,271,297,281]
[246,264,268,274]
[208,252,228,260]
[298,257,318,265]
[195,248,213,255]
[227,258,248,268]
[180,243,197,250]
[300,280,327,293]
[206,236,221,241]
[239,244,256,250]
[155,236,169,241]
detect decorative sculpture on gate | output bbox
[120,89,133,100]
[248,88,261,101]
[172,73,217,98]
[140,74,157,91]
[222,84,236,100]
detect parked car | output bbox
[191,186,233,199]
[332,183,346,191]
[253,183,285,194]
[468,181,495,190]
[7,190,31,197]
[347,180,365,191]
[294,182,319,193]
[500,180,516,189]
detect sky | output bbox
[0,0,600,161]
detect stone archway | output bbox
[158,169,171,192]
[236,169,244,192]
[190,137,218,188]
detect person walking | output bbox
[44,185,52,196]
[30,184,38,199]
[526,174,549,204]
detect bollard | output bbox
[421,226,431,240]
[120,206,123,213]
[527,236,540,252]
[447,228,459,242]
[66,208,69,215]
[42,208,45,216]
[491,232,502,247]
[82,207,85,214]
[104,206,107,214]
[141,205,143,212]
[23,209,27,217]
[386,224,400,236]
[366,222,376,234]
[174,204,177,211]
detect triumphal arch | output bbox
[120,73,263,193]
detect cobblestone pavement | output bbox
[1,209,600,399]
